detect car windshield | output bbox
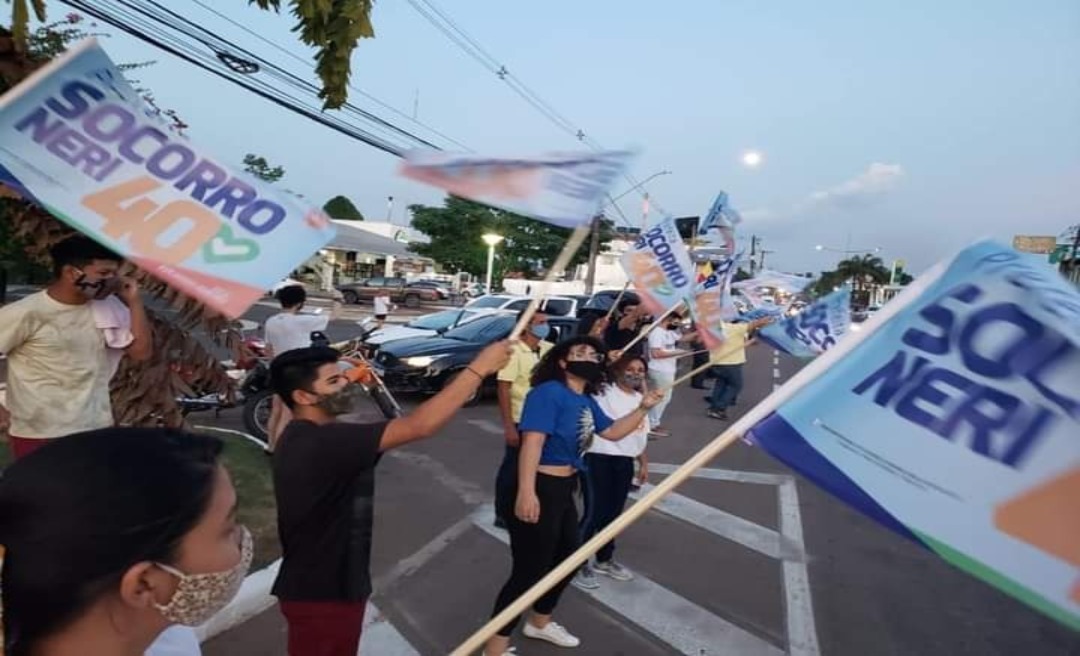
[442,314,515,342]
[541,299,573,316]
[466,296,512,309]
[408,309,473,331]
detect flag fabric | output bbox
[0,40,337,318]
[748,240,1080,630]
[732,269,815,295]
[619,213,696,315]
[695,191,741,257]
[688,256,740,349]
[757,287,851,358]
[400,149,635,229]
[740,305,785,322]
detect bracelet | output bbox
[466,366,485,380]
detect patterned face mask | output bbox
[154,526,253,626]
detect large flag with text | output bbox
[748,241,1080,630]
[620,213,695,315]
[758,287,851,358]
[0,40,336,318]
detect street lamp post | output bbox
[815,244,881,268]
[481,233,504,294]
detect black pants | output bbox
[579,453,635,563]
[709,364,744,411]
[494,443,519,523]
[492,473,579,637]
[691,341,710,387]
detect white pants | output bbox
[647,371,675,427]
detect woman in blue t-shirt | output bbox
[484,336,664,656]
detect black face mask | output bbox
[74,271,120,300]
[566,361,605,384]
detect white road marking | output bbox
[647,463,790,486]
[630,485,798,561]
[779,480,821,656]
[360,603,421,656]
[471,505,783,656]
[374,516,476,591]
[466,418,504,435]
[773,367,782,379]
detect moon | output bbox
[741,151,763,168]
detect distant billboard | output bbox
[1012,235,1058,254]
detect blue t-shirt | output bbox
[519,380,615,468]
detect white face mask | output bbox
[154,527,253,626]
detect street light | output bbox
[481,233,504,294]
[606,170,673,204]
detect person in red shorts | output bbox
[269,341,511,656]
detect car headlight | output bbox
[849,323,862,332]
[403,355,447,368]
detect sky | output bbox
[80,0,1080,275]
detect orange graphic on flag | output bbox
[993,467,1080,603]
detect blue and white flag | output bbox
[758,287,851,358]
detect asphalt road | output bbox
[200,337,1079,656]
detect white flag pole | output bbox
[508,224,591,340]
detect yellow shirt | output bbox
[710,322,751,366]
[497,340,552,423]
[0,291,117,438]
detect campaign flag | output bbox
[694,191,741,257]
[732,270,815,295]
[400,149,635,228]
[758,287,851,358]
[620,213,695,315]
[0,40,337,318]
[748,241,1080,629]
[688,255,740,349]
[740,305,785,322]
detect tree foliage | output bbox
[323,194,364,221]
[5,1,376,109]
[809,254,892,304]
[243,153,285,183]
[408,197,616,279]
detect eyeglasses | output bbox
[567,350,604,363]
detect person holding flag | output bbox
[706,316,772,421]
[646,311,697,436]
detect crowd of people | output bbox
[0,237,769,656]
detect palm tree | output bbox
[836,254,890,307]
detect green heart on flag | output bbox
[202,225,260,263]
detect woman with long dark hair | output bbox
[483,336,663,656]
[574,353,652,590]
[0,427,251,656]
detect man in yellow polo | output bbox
[707,317,771,420]
[493,309,552,528]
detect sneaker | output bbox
[648,427,671,438]
[523,620,580,647]
[572,564,600,590]
[707,409,728,420]
[594,560,634,581]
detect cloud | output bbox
[805,163,905,209]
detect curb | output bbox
[196,559,281,641]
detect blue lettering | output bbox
[238,199,285,234]
[82,103,136,142]
[852,350,932,406]
[118,125,168,165]
[174,160,227,201]
[205,178,256,218]
[45,80,104,119]
[895,367,973,428]
[146,143,196,180]
[14,107,66,144]
[956,303,1043,379]
[901,283,982,355]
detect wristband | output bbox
[466,366,485,380]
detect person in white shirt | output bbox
[373,293,394,330]
[645,311,696,436]
[573,354,651,590]
[263,284,341,451]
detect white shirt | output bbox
[647,328,680,377]
[589,385,649,457]
[145,626,201,656]
[374,295,391,315]
[264,312,330,356]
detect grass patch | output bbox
[212,432,281,571]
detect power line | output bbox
[186,0,472,151]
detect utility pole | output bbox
[583,214,603,295]
[386,196,394,223]
[749,235,760,277]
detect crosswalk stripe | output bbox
[648,463,790,486]
[778,480,821,656]
[360,603,420,656]
[630,485,797,561]
[470,504,783,656]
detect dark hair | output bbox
[531,335,607,395]
[616,298,640,314]
[48,235,122,277]
[275,284,307,309]
[270,346,341,408]
[0,428,224,655]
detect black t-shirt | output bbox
[271,419,388,602]
[604,321,646,357]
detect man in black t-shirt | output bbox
[269,342,511,656]
[601,297,649,357]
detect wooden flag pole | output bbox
[508,224,591,341]
[660,338,756,393]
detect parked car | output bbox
[371,313,580,404]
[337,276,438,308]
[464,294,580,317]
[406,280,451,300]
[460,282,487,299]
[362,307,496,348]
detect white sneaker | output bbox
[523,621,580,648]
[593,559,634,581]
[571,564,600,590]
